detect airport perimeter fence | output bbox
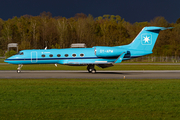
[127,56,180,63]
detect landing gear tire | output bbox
[17,64,23,73]
[88,69,92,73]
[91,69,96,74]
[87,65,96,73]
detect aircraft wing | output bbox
[64,62,114,68]
[63,61,113,65]
[62,51,127,68]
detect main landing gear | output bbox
[17,64,23,73]
[87,65,96,74]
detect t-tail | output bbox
[128,26,173,52]
[119,26,173,59]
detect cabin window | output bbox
[42,54,45,57]
[20,52,24,55]
[65,54,68,57]
[49,54,53,57]
[72,54,76,57]
[80,53,84,57]
[57,54,61,57]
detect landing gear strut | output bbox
[87,65,96,74]
[17,64,23,73]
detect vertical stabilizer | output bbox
[128,26,172,51]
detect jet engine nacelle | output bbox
[94,46,126,57]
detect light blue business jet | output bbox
[5,26,172,73]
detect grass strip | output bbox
[0,79,180,119]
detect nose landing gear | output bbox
[17,64,23,73]
[87,65,96,74]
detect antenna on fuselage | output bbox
[45,41,48,50]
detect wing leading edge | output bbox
[63,51,127,68]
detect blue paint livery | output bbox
[4,26,173,72]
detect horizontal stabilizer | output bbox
[144,27,173,31]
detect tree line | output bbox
[0,12,180,57]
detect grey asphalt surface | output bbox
[0,70,180,79]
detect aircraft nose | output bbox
[4,58,11,63]
[4,56,15,64]
[4,59,7,63]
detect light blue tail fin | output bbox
[129,26,172,51]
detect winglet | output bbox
[113,52,126,64]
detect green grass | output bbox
[1,64,180,70]
[0,58,5,63]
[0,79,180,119]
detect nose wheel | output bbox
[87,65,96,74]
[17,64,23,73]
[91,69,96,74]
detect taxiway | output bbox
[0,70,180,79]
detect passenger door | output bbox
[31,51,38,63]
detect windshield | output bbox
[16,52,24,55]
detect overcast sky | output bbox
[0,0,179,23]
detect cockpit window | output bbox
[16,52,24,55]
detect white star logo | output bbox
[141,34,152,45]
[143,36,150,43]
